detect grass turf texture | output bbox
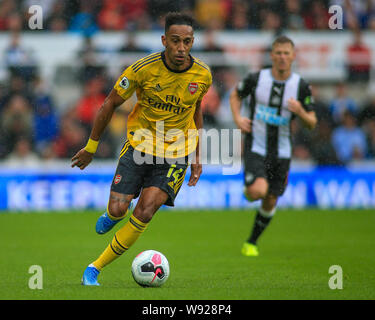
[0,209,374,300]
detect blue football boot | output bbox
[95,202,133,234]
[81,264,100,286]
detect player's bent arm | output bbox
[288,97,317,130]
[71,90,125,170]
[298,110,317,130]
[89,89,126,141]
[229,89,251,133]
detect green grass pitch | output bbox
[0,208,374,300]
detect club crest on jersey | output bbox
[188,82,198,94]
[119,76,129,89]
[114,174,122,184]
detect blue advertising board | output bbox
[1,164,375,211]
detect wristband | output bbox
[84,138,99,154]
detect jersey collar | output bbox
[161,51,194,73]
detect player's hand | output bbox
[71,148,93,170]
[235,116,251,133]
[287,98,303,116]
[188,162,202,187]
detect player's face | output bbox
[162,24,194,68]
[271,43,295,72]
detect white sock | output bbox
[259,206,276,218]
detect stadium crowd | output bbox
[0,0,375,166]
[1,0,375,32]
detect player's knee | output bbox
[108,200,130,218]
[246,184,268,200]
[133,200,158,224]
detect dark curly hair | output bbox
[164,12,195,33]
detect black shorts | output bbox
[244,151,290,196]
[110,141,188,207]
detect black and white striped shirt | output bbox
[236,68,314,159]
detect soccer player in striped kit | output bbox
[230,36,317,256]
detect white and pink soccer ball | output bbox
[131,250,170,287]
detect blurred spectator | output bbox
[332,0,371,30]
[304,0,330,29]
[48,16,68,32]
[53,117,88,158]
[97,0,126,30]
[369,8,375,30]
[310,85,333,125]
[31,77,59,154]
[98,0,148,30]
[118,33,149,53]
[261,10,282,31]
[364,119,375,158]
[150,12,167,31]
[332,111,367,163]
[359,94,375,126]
[0,75,34,112]
[122,0,148,24]
[6,11,23,32]
[329,83,358,125]
[248,0,271,29]
[196,29,224,53]
[73,76,106,134]
[201,85,221,128]
[192,29,226,83]
[4,32,38,81]
[194,0,230,30]
[4,137,39,167]
[292,120,313,160]
[77,36,106,82]
[284,0,305,30]
[0,94,34,157]
[45,0,68,31]
[216,68,239,129]
[310,119,341,165]
[147,0,184,19]
[0,0,375,33]
[69,0,99,36]
[0,0,16,30]
[295,84,338,164]
[346,29,371,82]
[229,0,249,30]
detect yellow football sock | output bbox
[107,210,126,221]
[92,214,148,270]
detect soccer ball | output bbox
[131,250,170,287]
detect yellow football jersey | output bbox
[114,51,212,158]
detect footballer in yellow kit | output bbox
[71,12,212,285]
[115,51,211,158]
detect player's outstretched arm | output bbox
[229,89,251,133]
[188,100,203,186]
[71,89,125,170]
